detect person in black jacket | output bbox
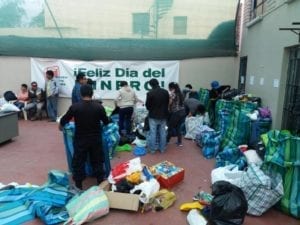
[145,78,169,153]
[59,84,109,189]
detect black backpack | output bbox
[3,91,17,101]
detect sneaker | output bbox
[176,142,183,147]
[147,149,156,154]
[30,116,37,121]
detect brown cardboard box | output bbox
[105,191,140,211]
[99,180,140,211]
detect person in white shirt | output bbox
[115,81,142,136]
[45,70,59,122]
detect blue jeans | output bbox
[47,95,58,121]
[147,118,167,153]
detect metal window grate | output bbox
[282,46,300,134]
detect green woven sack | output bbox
[234,101,257,113]
[261,130,300,218]
[221,108,251,149]
[198,88,210,108]
[214,100,234,130]
[215,99,234,113]
[282,136,300,218]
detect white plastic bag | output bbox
[243,150,263,165]
[187,209,207,225]
[0,103,20,112]
[184,116,203,140]
[211,165,244,187]
[0,97,7,107]
[130,178,160,203]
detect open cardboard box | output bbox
[99,180,140,211]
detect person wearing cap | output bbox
[24,81,45,120]
[209,81,230,99]
[209,80,230,125]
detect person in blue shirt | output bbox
[72,73,87,104]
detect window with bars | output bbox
[282,46,300,134]
[250,0,265,20]
[132,13,150,35]
[173,16,187,35]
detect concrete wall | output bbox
[0,56,238,115]
[240,0,300,129]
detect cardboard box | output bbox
[105,191,140,211]
[151,161,184,189]
[99,180,111,191]
[99,180,140,211]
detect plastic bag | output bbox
[144,189,176,212]
[243,150,263,165]
[209,181,248,225]
[211,165,244,187]
[187,209,207,225]
[258,107,271,118]
[130,178,160,203]
[108,157,142,184]
[239,164,283,216]
[65,186,109,225]
[0,103,20,112]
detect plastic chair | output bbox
[22,102,28,120]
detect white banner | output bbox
[31,58,179,101]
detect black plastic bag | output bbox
[3,91,17,101]
[209,181,248,225]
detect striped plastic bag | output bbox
[221,108,251,149]
[199,131,222,159]
[262,130,300,218]
[65,186,109,225]
[282,136,300,218]
[198,88,210,108]
[239,164,283,216]
[0,170,73,225]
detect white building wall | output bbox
[240,0,300,128]
[0,0,237,39]
[0,56,238,115]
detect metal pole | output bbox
[44,0,63,38]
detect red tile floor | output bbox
[0,120,299,225]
